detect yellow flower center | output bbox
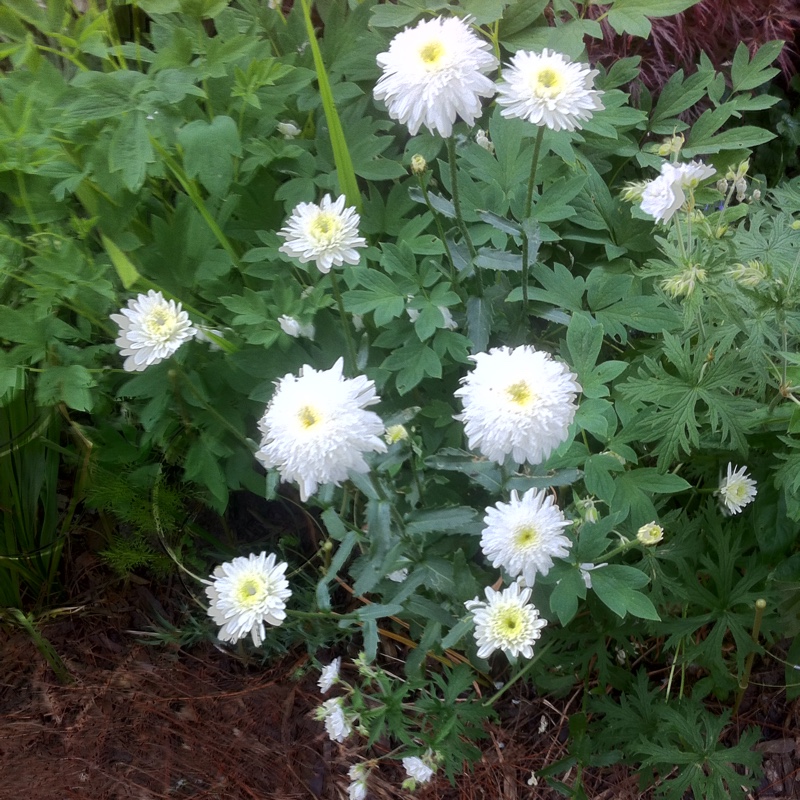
[298,405,322,430]
[514,525,538,548]
[532,67,565,98]
[419,40,445,67]
[496,608,525,638]
[143,307,179,340]
[309,212,342,244]
[235,576,266,607]
[506,381,536,407]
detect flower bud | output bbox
[410,154,427,175]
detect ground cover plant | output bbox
[1,0,800,796]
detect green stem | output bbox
[733,598,767,715]
[521,126,545,314]
[417,174,456,281]
[329,270,358,374]
[152,141,241,270]
[16,173,41,233]
[445,136,476,262]
[483,640,553,707]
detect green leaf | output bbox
[607,0,699,38]
[550,567,586,626]
[102,235,142,290]
[298,0,360,210]
[591,565,660,620]
[35,365,95,411]
[405,506,481,536]
[109,112,154,193]
[730,40,783,92]
[178,115,241,197]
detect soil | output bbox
[1,544,799,799]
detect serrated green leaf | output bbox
[178,115,241,196]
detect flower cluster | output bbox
[255,359,386,501]
[465,581,547,660]
[455,345,581,466]
[204,552,292,647]
[278,193,366,274]
[111,290,196,372]
[717,463,757,515]
[640,161,716,223]
[480,488,572,586]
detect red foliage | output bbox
[585,0,800,95]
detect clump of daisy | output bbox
[640,161,716,223]
[278,194,367,274]
[255,358,386,501]
[636,522,664,546]
[316,697,352,743]
[318,657,341,693]
[481,488,572,586]
[110,290,196,372]
[465,581,547,660]
[495,49,604,132]
[717,463,757,515]
[373,16,497,138]
[204,552,292,647]
[402,752,436,789]
[455,345,581,466]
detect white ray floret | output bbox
[717,463,757,515]
[256,358,386,501]
[455,345,581,466]
[481,488,572,586]
[111,290,196,372]
[402,753,435,784]
[496,48,604,132]
[374,16,498,137]
[318,658,341,693]
[465,581,547,660]
[278,194,367,274]
[204,552,292,647]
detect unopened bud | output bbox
[751,189,761,202]
[716,178,729,194]
[475,129,494,153]
[410,154,427,175]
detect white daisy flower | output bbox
[455,345,581,466]
[481,488,572,586]
[495,49,604,132]
[636,522,664,546]
[255,358,387,501]
[402,753,435,784]
[110,290,196,372]
[204,552,292,647]
[373,16,498,138]
[278,315,315,340]
[277,120,301,139]
[640,161,715,223]
[318,697,351,743]
[278,194,367,274]
[465,581,547,660]
[318,658,341,693]
[717,463,757,515]
[348,764,369,800]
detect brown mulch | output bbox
[1,552,798,799]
